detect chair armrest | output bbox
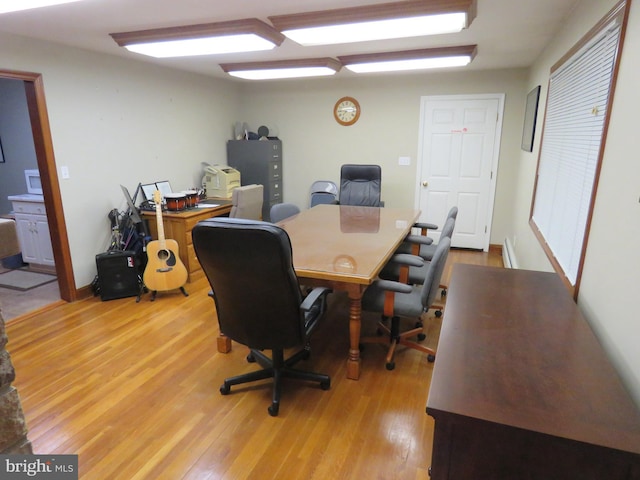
[404,234,434,246]
[388,253,424,268]
[414,222,438,230]
[300,287,331,313]
[374,279,413,294]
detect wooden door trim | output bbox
[1,69,76,302]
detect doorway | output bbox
[415,94,504,251]
[0,69,75,315]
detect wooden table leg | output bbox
[346,285,364,380]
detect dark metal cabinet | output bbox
[227,139,282,221]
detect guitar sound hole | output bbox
[157,249,177,266]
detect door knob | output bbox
[422,181,429,187]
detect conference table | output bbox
[278,204,420,380]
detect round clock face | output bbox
[334,96,360,126]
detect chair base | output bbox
[220,347,330,416]
[361,316,436,370]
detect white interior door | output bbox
[416,94,504,250]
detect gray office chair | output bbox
[230,184,263,220]
[385,216,456,287]
[397,206,458,259]
[309,180,338,207]
[192,217,331,416]
[361,237,451,370]
[338,164,383,207]
[270,203,300,223]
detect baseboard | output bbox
[502,238,518,269]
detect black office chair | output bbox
[361,237,451,370]
[338,164,383,207]
[270,202,300,223]
[192,218,331,416]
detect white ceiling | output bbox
[0,0,579,81]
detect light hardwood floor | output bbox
[6,249,503,480]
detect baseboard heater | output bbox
[502,237,519,269]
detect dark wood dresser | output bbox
[426,264,640,479]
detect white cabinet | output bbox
[8,194,54,268]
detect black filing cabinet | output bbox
[227,139,282,221]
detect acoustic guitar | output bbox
[143,190,188,294]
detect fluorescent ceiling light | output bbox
[123,35,277,58]
[280,13,466,46]
[220,58,342,80]
[110,19,285,58]
[0,0,84,14]
[269,0,476,46]
[339,46,477,73]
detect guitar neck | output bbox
[155,200,167,250]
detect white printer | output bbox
[201,164,241,199]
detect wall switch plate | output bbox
[398,156,411,166]
[61,166,70,179]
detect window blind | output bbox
[531,14,623,287]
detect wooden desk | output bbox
[426,264,640,479]
[142,201,231,283]
[280,204,420,380]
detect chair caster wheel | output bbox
[301,348,311,360]
[427,354,436,363]
[435,310,442,318]
[268,403,279,417]
[220,384,230,395]
[386,361,395,371]
[321,379,331,390]
[246,352,256,363]
[417,333,426,341]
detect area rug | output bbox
[0,269,57,291]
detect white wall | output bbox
[0,32,240,287]
[235,69,528,244]
[510,0,640,404]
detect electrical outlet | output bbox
[61,166,70,179]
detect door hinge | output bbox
[490,171,493,180]
[485,226,487,233]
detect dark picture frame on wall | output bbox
[521,85,541,152]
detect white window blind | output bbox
[531,14,623,287]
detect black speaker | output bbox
[95,250,141,301]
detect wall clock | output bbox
[334,96,360,126]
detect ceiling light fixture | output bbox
[0,0,84,14]
[338,46,477,73]
[110,19,285,58]
[219,58,342,80]
[268,0,477,46]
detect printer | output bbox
[201,164,241,199]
